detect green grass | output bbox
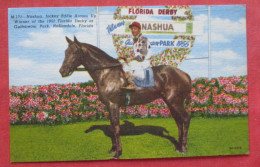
[10,117,249,162]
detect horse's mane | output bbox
[81,43,120,66]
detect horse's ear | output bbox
[74,36,80,45]
[73,36,81,49]
[65,36,72,44]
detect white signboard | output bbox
[107,20,203,35]
[120,8,188,17]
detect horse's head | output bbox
[59,36,85,77]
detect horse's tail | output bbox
[184,73,192,108]
[185,74,192,108]
[185,93,191,107]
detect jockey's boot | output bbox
[122,71,136,90]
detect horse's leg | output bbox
[108,102,122,159]
[182,109,191,149]
[164,97,191,153]
[109,118,116,154]
[167,104,184,152]
[173,103,191,152]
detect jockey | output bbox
[121,21,152,89]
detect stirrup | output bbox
[121,85,136,90]
[121,82,136,90]
[122,71,136,90]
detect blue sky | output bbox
[8,5,247,86]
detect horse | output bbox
[59,36,192,159]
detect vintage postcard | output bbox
[8,5,248,162]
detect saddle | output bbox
[123,67,155,106]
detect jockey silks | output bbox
[122,33,152,80]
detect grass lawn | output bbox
[10,116,249,162]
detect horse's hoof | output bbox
[109,150,116,154]
[113,151,122,159]
[112,156,120,160]
[176,150,187,154]
[175,147,187,153]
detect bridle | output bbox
[75,64,122,71]
[71,42,122,72]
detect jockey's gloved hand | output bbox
[135,56,144,62]
[140,48,147,54]
[117,57,126,61]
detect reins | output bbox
[71,42,122,71]
[75,63,122,71]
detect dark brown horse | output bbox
[59,36,192,159]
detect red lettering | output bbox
[140,9,144,14]
[173,9,177,15]
[158,9,178,15]
[129,8,133,14]
[128,8,155,15]
[149,9,154,15]
[158,9,162,15]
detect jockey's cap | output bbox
[129,21,141,29]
